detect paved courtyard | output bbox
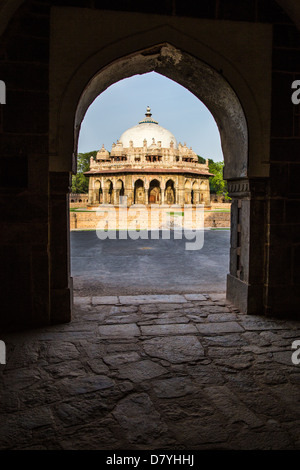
[71,230,230,296]
[1,293,300,450]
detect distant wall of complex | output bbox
[70,206,230,230]
[70,193,89,207]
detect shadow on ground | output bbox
[1,293,300,450]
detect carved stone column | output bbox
[226,178,267,315]
[160,180,165,205]
[185,189,191,204]
[88,185,94,204]
[94,189,99,203]
[144,182,149,205]
[114,189,120,205]
[124,188,134,207]
[193,189,200,204]
[102,189,108,204]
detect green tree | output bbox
[208,159,231,201]
[71,172,89,193]
[197,155,206,164]
[71,150,98,193]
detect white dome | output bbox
[119,107,177,148]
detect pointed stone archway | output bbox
[49,13,273,322]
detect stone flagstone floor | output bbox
[0,293,300,450]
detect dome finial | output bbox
[139,106,158,125]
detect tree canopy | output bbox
[71,151,97,193]
[208,159,230,200]
[197,155,206,164]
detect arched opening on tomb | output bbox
[94,180,102,204]
[165,180,176,205]
[149,179,161,204]
[134,179,145,205]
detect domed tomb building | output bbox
[85,107,212,206]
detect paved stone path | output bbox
[1,293,300,450]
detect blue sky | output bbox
[78,72,223,162]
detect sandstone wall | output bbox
[70,207,230,230]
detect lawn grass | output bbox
[70,207,94,212]
[206,209,231,213]
[166,212,184,216]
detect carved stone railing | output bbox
[89,161,209,173]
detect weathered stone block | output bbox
[143,335,204,363]
[140,323,197,336]
[196,321,243,334]
[117,360,167,382]
[98,323,140,337]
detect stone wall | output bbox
[70,207,230,230]
[210,202,231,210]
[210,194,228,203]
[0,1,51,328]
[70,193,89,207]
[267,14,300,316]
